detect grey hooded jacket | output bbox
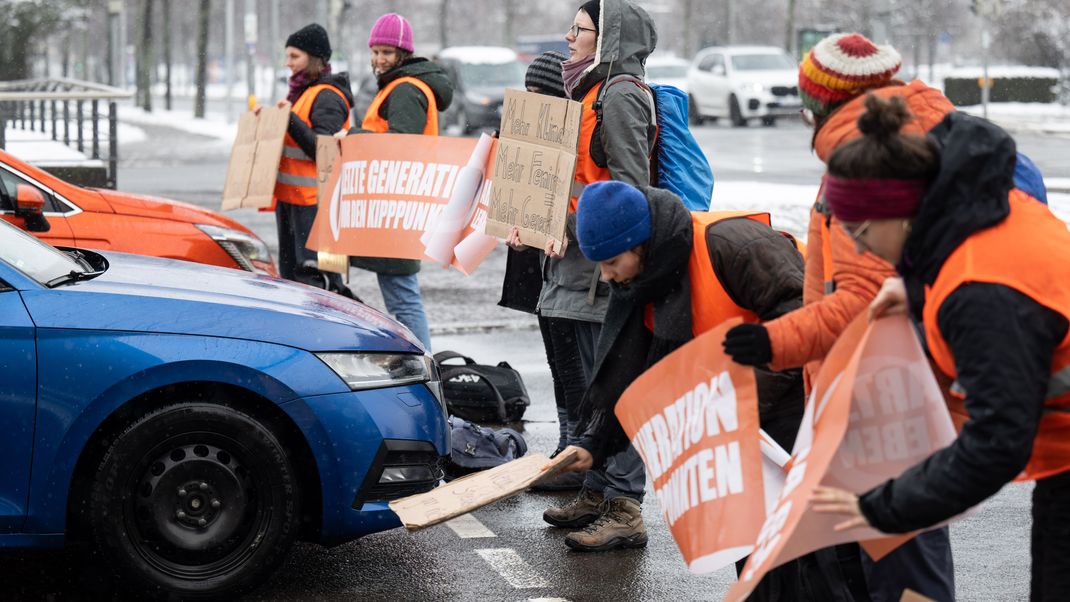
[538,0,658,323]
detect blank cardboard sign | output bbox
[221,105,290,210]
[389,450,578,530]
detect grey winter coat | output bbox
[538,0,658,323]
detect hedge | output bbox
[944,76,1058,106]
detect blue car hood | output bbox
[21,251,424,353]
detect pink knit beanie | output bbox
[368,13,414,53]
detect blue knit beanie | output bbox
[576,181,652,261]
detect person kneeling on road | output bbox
[552,181,809,563]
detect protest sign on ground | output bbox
[727,315,959,602]
[221,106,289,210]
[307,133,498,275]
[485,89,581,252]
[615,319,767,574]
[389,450,578,530]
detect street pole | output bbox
[245,0,258,110]
[108,1,122,86]
[270,0,280,102]
[981,25,990,120]
[225,0,235,122]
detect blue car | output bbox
[0,221,449,599]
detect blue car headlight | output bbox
[316,352,441,396]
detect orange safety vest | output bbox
[275,84,351,207]
[361,76,439,135]
[923,189,1070,481]
[644,211,773,335]
[570,82,613,212]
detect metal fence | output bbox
[0,78,133,189]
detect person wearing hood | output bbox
[265,23,354,295]
[550,180,808,561]
[721,33,956,602]
[339,13,454,350]
[540,0,660,549]
[812,93,1070,602]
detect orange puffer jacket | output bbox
[765,80,955,383]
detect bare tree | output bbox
[163,0,172,110]
[439,0,449,49]
[195,0,211,118]
[137,0,155,111]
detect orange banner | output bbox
[615,319,768,573]
[726,314,959,601]
[307,133,499,275]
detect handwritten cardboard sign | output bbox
[389,450,578,530]
[615,319,768,574]
[307,133,499,275]
[726,315,959,601]
[221,105,290,210]
[485,89,581,250]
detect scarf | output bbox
[561,53,596,98]
[287,63,332,104]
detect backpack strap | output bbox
[433,350,476,365]
[591,74,659,181]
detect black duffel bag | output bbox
[434,351,530,423]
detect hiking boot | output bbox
[543,487,604,528]
[530,470,587,492]
[564,496,647,552]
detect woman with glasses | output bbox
[813,92,1070,602]
[539,0,658,554]
[720,32,958,601]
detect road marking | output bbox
[476,548,550,589]
[526,599,572,602]
[445,514,496,539]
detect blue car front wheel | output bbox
[89,402,300,600]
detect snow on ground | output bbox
[959,102,1070,137]
[118,105,238,143]
[4,120,147,164]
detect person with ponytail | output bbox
[266,24,354,296]
[813,94,1070,601]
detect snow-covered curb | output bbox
[118,105,238,143]
[5,123,146,163]
[959,103,1070,137]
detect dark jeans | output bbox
[275,201,347,292]
[1032,469,1070,601]
[540,316,592,450]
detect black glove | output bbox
[722,323,772,367]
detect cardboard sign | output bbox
[314,135,348,275]
[726,315,959,602]
[615,319,767,574]
[307,133,499,275]
[485,89,582,250]
[389,450,578,530]
[221,106,290,210]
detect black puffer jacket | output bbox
[575,187,805,464]
[858,112,1069,533]
[348,57,454,276]
[286,71,354,161]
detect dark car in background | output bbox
[435,46,527,135]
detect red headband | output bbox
[824,175,927,223]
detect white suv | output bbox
[687,46,801,127]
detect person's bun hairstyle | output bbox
[827,93,939,181]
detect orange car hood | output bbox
[92,189,253,234]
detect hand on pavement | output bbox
[722,323,772,366]
[506,227,528,251]
[810,486,872,532]
[869,277,908,321]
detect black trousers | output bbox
[274,201,348,293]
[1032,469,1070,601]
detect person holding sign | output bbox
[539,0,663,550]
[336,13,455,350]
[262,24,353,296]
[812,94,1070,601]
[552,181,810,560]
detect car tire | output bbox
[729,95,747,128]
[688,95,705,126]
[761,116,777,127]
[88,402,299,600]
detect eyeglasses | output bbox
[567,24,597,37]
[847,220,872,241]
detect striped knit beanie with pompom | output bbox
[799,33,901,117]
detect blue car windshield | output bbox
[0,219,87,284]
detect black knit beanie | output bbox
[525,51,568,98]
[579,1,600,31]
[286,23,332,61]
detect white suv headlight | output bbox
[316,352,433,390]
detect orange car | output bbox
[0,149,277,276]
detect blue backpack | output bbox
[593,75,714,210]
[1015,152,1047,205]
